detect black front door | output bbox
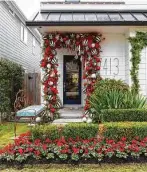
[63,55,81,105]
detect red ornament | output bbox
[97,66,101,70]
[50,108,56,113]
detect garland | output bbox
[129,32,147,94]
[41,33,104,119]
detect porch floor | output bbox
[52,107,83,125]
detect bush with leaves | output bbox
[0,58,24,114]
[90,79,147,123]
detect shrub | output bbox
[101,109,147,122]
[90,79,129,123]
[62,123,98,139]
[31,125,61,141]
[31,123,98,140]
[94,78,129,93]
[0,58,24,112]
[90,79,147,123]
[102,122,147,141]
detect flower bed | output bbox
[1,132,147,164]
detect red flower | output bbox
[60,149,69,154]
[84,148,89,154]
[18,148,23,155]
[34,150,40,156]
[45,138,51,143]
[121,137,127,142]
[72,147,79,154]
[42,144,47,151]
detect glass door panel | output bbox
[63,56,81,104]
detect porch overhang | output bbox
[26,10,147,27]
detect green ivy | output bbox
[129,32,147,94]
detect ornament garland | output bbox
[41,33,104,119]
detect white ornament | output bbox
[82,117,87,123]
[91,43,95,48]
[36,117,41,123]
[49,81,54,86]
[87,118,92,124]
[47,64,51,69]
[91,73,96,79]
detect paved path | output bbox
[52,107,83,124]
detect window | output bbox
[32,36,36,54]
[21,24,27,44]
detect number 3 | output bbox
[113,58,119,75]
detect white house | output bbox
[26,0,147,110]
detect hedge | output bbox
[102,122,147,141]
[31,125,61,141]
[31,123,98,140]
[101,109,147,122]
[62,123,98,139]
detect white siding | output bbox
[0,2,41,73]
[139,48,147,96]
[100,34,125,81]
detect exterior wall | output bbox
[56,33,126,106]
[0,2,41,73]
[100,33,125,81]
[139,47,147,96]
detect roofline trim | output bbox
[26,21,147,27]
[40,9,147,13]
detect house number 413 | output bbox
[101,58,119,76]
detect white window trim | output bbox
[21,23,28,45]
[32,36,36,55]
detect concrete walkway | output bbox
[52,107,83,125]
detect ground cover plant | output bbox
[1,132,147,164]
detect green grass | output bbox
[1,164,147,172]
[0,122,29,148]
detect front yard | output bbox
[1,164,147,172]
[0,123,28,148]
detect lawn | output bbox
[1,164,147,172]
[0,123,29,148]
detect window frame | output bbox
[32,36,36,55]
[21,23,28,44]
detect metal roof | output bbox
[26,11,147,26]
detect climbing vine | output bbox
[129,32,147,94]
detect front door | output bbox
[63,55,81,105]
